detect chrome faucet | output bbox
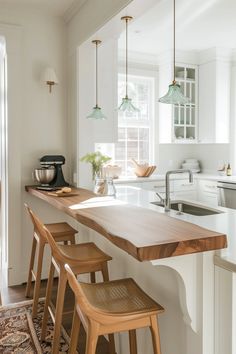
[165,169,193,211]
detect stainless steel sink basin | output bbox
[151,200,223,216]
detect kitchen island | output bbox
[25,185,234,354]
[25,186,226,261]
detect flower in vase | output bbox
[80,151,111,180]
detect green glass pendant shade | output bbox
[118,97,140,113]
[86,106,106,120]
[159,82,190,105]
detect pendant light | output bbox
[159,0,190,105]
[87,39,107,120]
[118,16,140,113]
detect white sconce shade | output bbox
[41,67,59,93]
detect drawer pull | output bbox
[205,185,216,189]
[181,183,194,187]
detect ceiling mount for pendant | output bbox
[159,0,190,105]
[87,39,107,120]
[118,16,140,113]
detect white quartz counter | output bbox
[114,172,236,183]
[115,185,236,269]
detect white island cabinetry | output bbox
[87,186,234,354]
[197,179,218,206]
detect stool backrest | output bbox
[24,203,47,243]
[65,263,101,320]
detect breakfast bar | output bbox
[25,186,227,261]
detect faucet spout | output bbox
[165,169,193,212]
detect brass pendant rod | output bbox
[121,16,133,98]
[96,41,98,107]
[92,39,101,108]
[173,0,176,84]
[125,18,128,98]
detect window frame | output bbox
[115,68,157,176]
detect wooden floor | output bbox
[1,279,111,354]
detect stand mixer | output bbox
[35,155,69,190]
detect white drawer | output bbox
[198,191,218,206]
[174,190,197,201]
[124,182,142,188]
[198,179,217,194]
[141,180,173,192]
[173,179,196,192]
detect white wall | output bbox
[158,143,230,174]
[67,0,133,186]
[0,4,69,285]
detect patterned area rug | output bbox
[0,299,70,353]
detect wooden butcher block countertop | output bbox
[25,186,227,261]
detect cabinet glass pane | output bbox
[175,126,184,140]
[186,82,191,99]
[186,127,195,140]
[174,106,179,124]
[186,106,190,125]
[191,108,195,125]
[180,107,184,124]
[191,84,195,104]
[187,68,195,80]
[175,66,185,79]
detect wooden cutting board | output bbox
[47,192,79,197]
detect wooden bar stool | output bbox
[32,213,114,354]
[24,203,77,318]
[65,264,165,354]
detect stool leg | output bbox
[129,330,137,354]
[51,268,67,354]
[32,241,45,318]
[86,322,99,354]
[150,315,162,354]
[101,262,109,281]
[70,234,76,245]
[41,261,55,341]
[69,307,81,354]
[90,272,96,283]
[101,262,116,354]
[25,237,37,298]
[108,334,116,354]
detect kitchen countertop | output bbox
[114,172,236,183]
[25,186,226,262]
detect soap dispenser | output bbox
[226,163,232,176]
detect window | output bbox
[114,73,155,176]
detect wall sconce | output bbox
[41,67,59,93]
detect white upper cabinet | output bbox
[159,48,231,144]
[198,48,231,143]
[159,51,198,144]
[173,64,198,143]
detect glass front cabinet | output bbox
[172,64,198,143]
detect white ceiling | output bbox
[119,0,236,56]
[0,0,79,17]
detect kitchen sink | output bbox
[151,200,223,216]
